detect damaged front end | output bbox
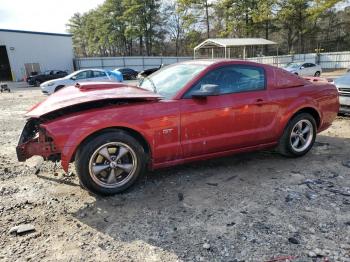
[16,119,61,163]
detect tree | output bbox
[66,0,348,57]
[122,0,163,55]
[178,0,212,38]
[163,1,189,56]
[66,13,88,56]
[276,0,341,53]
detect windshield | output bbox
[285,63,301,69]
[138,64,206,99]
[64,71,81,79]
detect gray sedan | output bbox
[334,73,350,114]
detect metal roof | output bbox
[0,29,72,37]
[194,38,277,50]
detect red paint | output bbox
[17,60,339,172]
[26,82,161,118]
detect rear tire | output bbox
[277,113,317,157]
[314,71,321,77]
[35,80,41,87]
[75,130,147,195]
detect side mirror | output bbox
[300,66,305,69]
[71,76,77,80]
[192,84,219,98]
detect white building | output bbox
[0,29,74,81]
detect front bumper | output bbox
[339,96,350,114]
[16,119,60,162]
[27,79,35,85]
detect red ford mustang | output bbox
[17,60,339,195]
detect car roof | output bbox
[290,61,315,64]
[179,59,227,66]
[114,67,135,71]
[178,59,274,69]
[75,69,107,73]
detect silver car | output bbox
[283,62,322,77]
[334,73,350,114]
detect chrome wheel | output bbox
[290,119,314,152]
[88,142,137,188]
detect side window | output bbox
[185,65,265,98]
[75,70,90,80]
[92,71,107,78]
[309,63,316,67]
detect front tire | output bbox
[75,130,147,195]
[277,113,317,157]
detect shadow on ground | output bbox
[72,135,350,260]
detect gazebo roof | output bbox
[194,38,277,50]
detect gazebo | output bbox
[193,38,277,59]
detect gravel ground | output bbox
[0,85,350,262]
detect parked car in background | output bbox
[114,68,138,80]
[333,73,350,114]
[40,69,117,95]
[283,62,322,77]
[27,70,68,86]
[137,65,162,79]
[17,60,339,196]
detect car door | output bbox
[180,65,273,158]
[91,70,110,81]
[299,63,309,76]
[308,63,316,76]
[43,70,51,81]
[73,70,92,83]
[48,70,58,81]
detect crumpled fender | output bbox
[42,108,150,172]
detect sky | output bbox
[0,0,349,34]
[0,0,105,34]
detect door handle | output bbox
[255,98,265,106]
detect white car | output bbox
[283,62,322,77]
[40,69,118,95]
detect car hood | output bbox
[334,74,350,88]
[41,78,64,86]
[283,67,297,72]
[26,82,162,118]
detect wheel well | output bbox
[55,85,65,92]
[72,127,151,162]
[292,107,321,128]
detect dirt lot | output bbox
[0,85,350,262]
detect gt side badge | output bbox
[162,128,174,135]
